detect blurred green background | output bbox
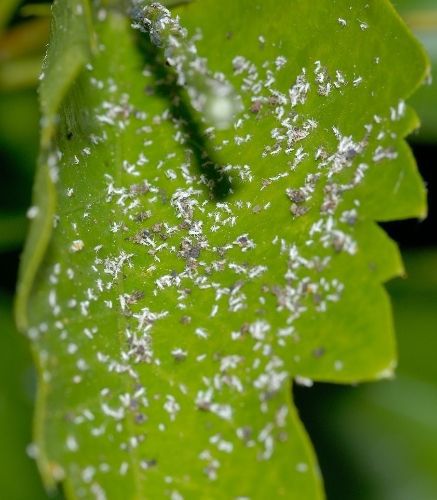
[0,1,436,498]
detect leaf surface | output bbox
[16,0,429,498]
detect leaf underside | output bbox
[15,0,429,498]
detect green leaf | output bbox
[0,295,49,500]
[16,0,429,498]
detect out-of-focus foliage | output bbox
[396,0,437,141]
[298,252,437,500]
[0,0,21,32]
[0,213,27,252]
[339,252,437,500]
[0,296,48,499]
[0,17,50,90]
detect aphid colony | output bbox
[28,2,407,498]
